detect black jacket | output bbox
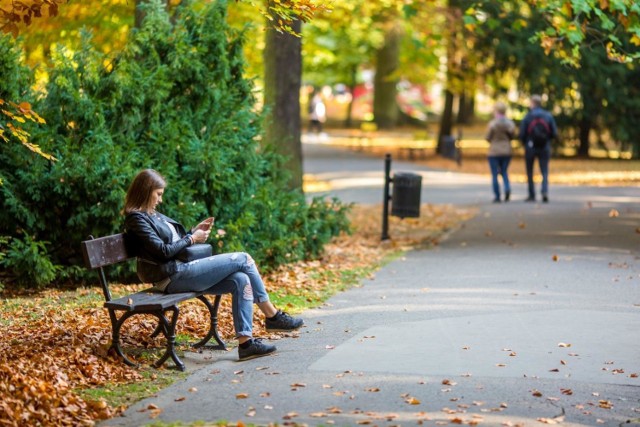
[124,211,193,283]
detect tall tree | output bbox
[263,12,303,189]
[373,18,403,129]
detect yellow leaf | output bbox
[405,396,421,405]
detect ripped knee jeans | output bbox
[166,252,270,338]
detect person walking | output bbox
[485,101,516,203]
[123,169,304,361]
[308,92,326,134]
[519,94,558,203]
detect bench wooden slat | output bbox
[81,233,132,269]
[105,289,200,311]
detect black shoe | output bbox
[542,195,549,203]
[492,198,501,203]
[525,197,535,202]
[265,310,304,332]
[505,191,510,202]
[238,338,276,361]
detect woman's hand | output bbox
[194,217,214,232]
[191,228,210,244]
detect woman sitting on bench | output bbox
[123,169,303,360]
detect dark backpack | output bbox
[527,116,551,148]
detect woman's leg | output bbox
[499,156,511,196]
[203,272,254,341]
[167,252,300,330]
[488,156,501,201]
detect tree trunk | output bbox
[437,90,455,154]
[577,117,591,158]
[373,22,402,130]
[345,65,358,128]
[457,92,475,124]
[263,18,303,190]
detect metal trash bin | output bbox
[391,172,422,218]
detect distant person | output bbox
[485,101,516,203]
[123,169,303,361]
[519,94,558,203]
[308,93,326,133]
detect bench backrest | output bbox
[81,233,134,302]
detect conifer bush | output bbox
[0,0,350,289]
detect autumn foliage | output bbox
[0,203,473,426]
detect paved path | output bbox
[106,141,640,427]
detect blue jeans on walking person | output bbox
[166,252,270,338]
[525,146,550,200]
[488,155,511,201]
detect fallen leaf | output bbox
[558,342,571,348]
[609,209,619,217]
[599,400,613,409]
[188,387,197,392]
[236,393,249,399]
[174,396,186,402]
[405,396,421,405]
[552,254,559,261]
[365,387,380,392]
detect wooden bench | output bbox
[81,233,226,371]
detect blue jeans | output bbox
[488,156,511,200]
[525,147,550,199]
[166,252,270,338]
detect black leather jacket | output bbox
[124,211,193,283]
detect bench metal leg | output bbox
[108,307,185,371]
[108,309,138,368]
[193,295,226,350]
[152,307,185,371]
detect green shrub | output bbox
[0,0,350,289]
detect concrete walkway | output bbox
[105,140,640,427]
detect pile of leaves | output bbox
[0,203,474,426]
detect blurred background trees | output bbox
[0,0,638,289]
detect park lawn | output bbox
[0,203,474,426]
[419,153,640,186]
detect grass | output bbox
[77,368,186,411]
[269,250,404,312]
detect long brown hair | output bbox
[123,169,166,214]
